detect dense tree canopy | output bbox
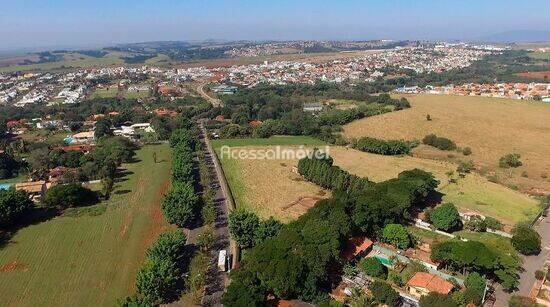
[161,182,199,228]
[430,203,462,232]
[0,189,33,228]
[382,224,411,249]
[228,209,261,248]
[419,292,458,307]
[43,183,98,209]
[511,225,541,255]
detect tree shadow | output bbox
[0,207,59,250]
[113,189,131,195]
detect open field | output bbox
[91,85,119,99]
[0,144,173,306]
[528,52,550,60]
[329,147,540,226]
[213,137,329,222]
[343,94,550,195]
[215,137,539,225]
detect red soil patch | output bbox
[282,196,322,217]
[0,261,27,273]
[517,71,550,79]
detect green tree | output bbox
[382,224,411,249]
[359,257,387,279]
[511,225,541,255]
[94,118,113,139]
[463,272,486,305]
[43,183,98,209]
[499,153,522,168]
[161,182,199,227]
[430,203,462,232]
[135,258,181,305]
[146,230,187,265]
[370,281,399,306]
[419,292,458,307]
[229,209,260,248]
[254,217,283,245]
[0,189,33,227]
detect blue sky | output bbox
[1,0,549,49]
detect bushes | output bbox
[43,183,98,209]
[161,182,199,228]
[511,224,541,255]
[431,240,519,291]
[359,257,387,279]
[370,281,399,306]
[463,272,486,305]
[354,137,415,155]
[430,203,462,232]
[422,134,456,150]
[0,189,33,228]
[419,292,458,307]
[499,153,522,168]
[382,224,411,249]
[509,295,537,307]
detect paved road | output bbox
[492,215,550,306]
[199,121,233,307]
[196,83,222,107]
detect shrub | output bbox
[422,134,456,151]
[462,147,472,156]
[359,257,387,279]
[370,281,399,306]
[499,153,522,168]
[43,183,98,209]
[419,292,458,307]
[354,137,414,155]
[511,225,541,255]
[457,160,475,176]
[430,203,462,232]
[465,215,487,232]
[484,216,503,230]
[535,270,545,280]
[382,224,411,249]
[0,189,33,228]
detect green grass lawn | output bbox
[91,86,119,99]
[0,144,172,306]
[124,90,150,100]
[211,135,326,150]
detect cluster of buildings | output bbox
[0,45,495,108]
[396,82,550,101]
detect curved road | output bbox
[196,83,222,107]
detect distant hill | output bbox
[476,30,550,43]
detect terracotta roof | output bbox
[407,272,454,295]
[15,181,46,194]
[341,237,373,260]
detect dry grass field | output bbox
[516,71,550,79]
[329,147,539,226]
[215,138,539,225]
[344,94,550,195]
[218,146,330,223]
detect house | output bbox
[407,272,454,297]
[70,131,96,144]
[15,181,53,201]
[341,237,373,261]
[214,115,226,121]
[303,102,323,112]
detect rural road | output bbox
[196,83,222,107]
[198,121,236,307]
[492,215,550,307]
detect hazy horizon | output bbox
[1,0,549,51]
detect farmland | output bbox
[0,144,173,306]
[90,84,119,99]
[343,94,550,195]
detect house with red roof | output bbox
[407,272,454,298]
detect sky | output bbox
[1,0,549,50]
